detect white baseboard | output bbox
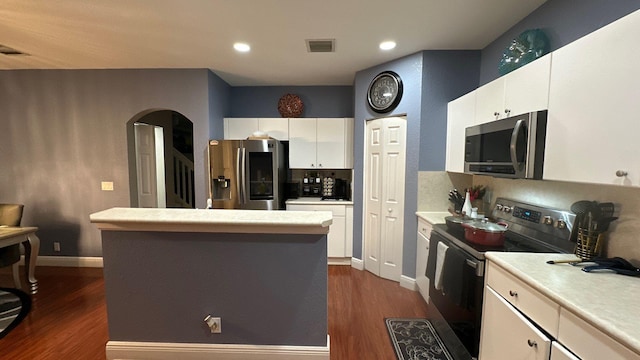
[400,275,417,291]
[106,336,330,360]
[20,255,104,268]
[328,258,351,266]
[350,257,363,270]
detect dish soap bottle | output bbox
[462,189,473,218]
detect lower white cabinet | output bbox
[479,286,552,360]
[286,203,353,258]
[551,342,580,360]
[415,217,432,303]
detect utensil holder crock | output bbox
[574,228,605,260]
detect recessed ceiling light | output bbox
[233,43,251,52]
[379,41,396,51]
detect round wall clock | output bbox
[367,71,403,113]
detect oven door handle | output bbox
[466,258,484,277]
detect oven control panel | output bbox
[512,206,541,223]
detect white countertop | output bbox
[286,197,353,205]
[90,207,332,234]
[486,252,640,355]
[415,211,450,225]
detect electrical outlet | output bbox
[101,181,114,191]
[204,315,221,334]
[53,242,61,252]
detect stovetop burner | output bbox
[433,197,577,260]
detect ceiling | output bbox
[0,0,547,86]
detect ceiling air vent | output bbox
[306,39,335,53]
[0,44,27,56]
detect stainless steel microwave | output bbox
[464,111,547,179]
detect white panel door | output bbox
[134,123,159,208]
[503,53,551,117]
[364,117,406,282]
[474,77,505,124]
[258,118,289,140]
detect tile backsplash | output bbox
[418,171,640,266]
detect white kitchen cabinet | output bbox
[445,90,476,173]
[479,287,552,360]
[345,205,353,257]
[551,342,580,360]
[289,118,353,169]
[545,10,640,187]
[415,217,432,303]
[286,202,352,259]
[223,118,289,140]
[474,54,551,125]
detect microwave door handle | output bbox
[510,119,525,171]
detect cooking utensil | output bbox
[461,220,508,246]
[570,200,593,216]
[581,257,640,276]
[546,258,582,264]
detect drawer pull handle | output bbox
[527,339,537,348]
[509,290,518,297]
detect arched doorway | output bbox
[126,110,195,208]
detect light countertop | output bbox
[415,211,450,225]
[486,252,640,355]
[286,197,353,205]
[90,207,332,234]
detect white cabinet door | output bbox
[258,118,289,140]
[345,205,353,257]
[545,10,640,187]
[474,77,505,124]
[479,287,552,360]
[551,343,580,360]
[446,90,476,173]
[286,203,347,258]
[224,118,259,139]
[316,118,353,169]
[289,118,318,168]
[504,53,551,117]
[415,230,429,303]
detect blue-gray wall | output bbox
[229,86,353,117]
[480,0,640,85]
[0,69,227,257]
[102,230,327,346]
[419,51,480,171]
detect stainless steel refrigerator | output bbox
[208,139,286,210]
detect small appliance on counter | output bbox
[321,178,350,200]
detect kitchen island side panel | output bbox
[101,231,327,346]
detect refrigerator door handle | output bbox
[236,147,243,203]
[241,147,247,204]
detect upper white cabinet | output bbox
[289,118,354,169]
[475,54,552,125]
[545,10,640,187]
[224,118,289,140]
[446,90,476,172]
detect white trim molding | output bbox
[400,275,417,291]
[350,257,364,270]
[21,255,104,268]
[328,257,351,266]
[106,336,330,360]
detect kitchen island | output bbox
[90,207,332,360]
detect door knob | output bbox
[388,208,392,212]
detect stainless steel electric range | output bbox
[427,198,576,360]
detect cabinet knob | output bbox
[311,163,315,167]
[527,339,537,348]
[504,109,511,116]
[616,170,628,177]
[318,164,323,168]
[509,290,518,297]
[493,111,501,118]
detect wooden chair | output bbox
[0,204,24,288]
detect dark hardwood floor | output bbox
[0,265,429,360]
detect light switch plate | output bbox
[101,181,114,191]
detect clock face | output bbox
[367,71,403,113]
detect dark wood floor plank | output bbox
[0,265,429,360]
